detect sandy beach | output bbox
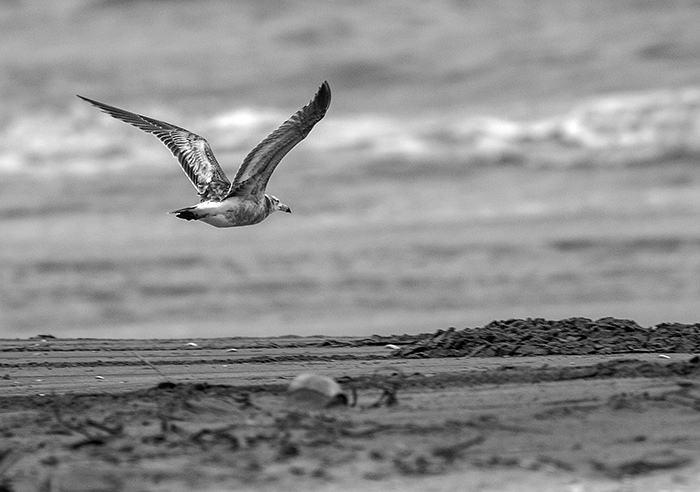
[3,319,700,491]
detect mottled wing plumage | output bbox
[76,95,230,200]
[227,81,331,198]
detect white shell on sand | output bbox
[287,373,347,408]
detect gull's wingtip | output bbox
[315,80,331,110]
[76,94,98,106]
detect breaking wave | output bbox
[3,86,700,177]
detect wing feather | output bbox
[77,95,230,200]
[227,81,331,198]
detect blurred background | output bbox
[3,0,700,338]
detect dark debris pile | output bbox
[392,317,700,358]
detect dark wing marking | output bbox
[226,81,331,198]
[77,95,230,200]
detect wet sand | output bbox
[3,324,700,491]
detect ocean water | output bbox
[3,0,700,338]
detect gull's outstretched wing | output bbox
[77,95,230,200]
[227,81,331,198]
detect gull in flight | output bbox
[77,81,331,227]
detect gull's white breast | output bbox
[195,197,267,227]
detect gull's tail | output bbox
[170,206,200,221]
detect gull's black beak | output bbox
[280,204,292,214]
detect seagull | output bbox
[77,81,331,227]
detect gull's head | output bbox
[267,195,291,214]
